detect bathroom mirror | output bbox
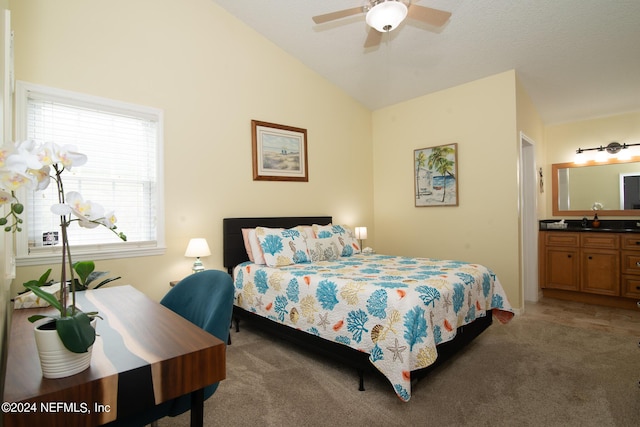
[552,156,640,216]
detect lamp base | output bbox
[192,258,205,274]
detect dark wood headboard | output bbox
[223,216,332,274]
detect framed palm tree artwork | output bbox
[414,143,458,207]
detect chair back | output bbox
[159,269,234,416]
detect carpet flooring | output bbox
[158,311,639,427]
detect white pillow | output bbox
[255,226,310,267]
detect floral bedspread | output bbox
[233,254,514,401]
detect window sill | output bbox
[16,243,165,267]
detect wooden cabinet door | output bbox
[580,249,620,296]
[544,247,579,291]
[621,275,640,299]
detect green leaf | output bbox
[37,269,52,286]
[94,276,121,289]
[56,312,96,353]
[27,314,58,323]
[24,283,62,312]
[86,270,107,285]
[73,261,95,285]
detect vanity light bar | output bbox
[575,141,640,155]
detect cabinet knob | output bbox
[636,262,640,267]
[588,256,593,260]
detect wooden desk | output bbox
[2,285,225,427]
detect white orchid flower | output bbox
[57,146,87,169]
[36,142,57,166]
[0,170,36,192]
[2,140,125,240]
[65,191,103,228]
[0,143,15,168]
[0,190,14,206]
[15,140,46,170]
[102,211,118,229]
[35,142,86,169]
[2,152,28,174]
[50,203,72,216]
[30,166,52,191]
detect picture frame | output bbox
[414,143,458,207]
[252,120,308,182]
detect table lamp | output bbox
[354,226,367,250]
[184,238,211,273]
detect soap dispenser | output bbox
[592,212,600,228]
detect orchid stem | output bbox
[53,164,76,316]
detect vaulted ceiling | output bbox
[212,0,640,124]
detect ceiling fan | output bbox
[312,0,452,48]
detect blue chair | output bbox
[108,270,234,427]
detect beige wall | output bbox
[9,0,373,301]
[543,111,640,218]
[372,71,523,308]
[1,0,11,392]
[516,76,546,218]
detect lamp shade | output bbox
[366,0,408,32]
[355,227,368,240]
[184,238,211,258]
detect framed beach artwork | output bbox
[252,120,308,182]
[414,143,458,207]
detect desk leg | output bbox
[190,388,204,427]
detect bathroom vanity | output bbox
[539,220,640,309]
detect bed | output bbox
[223,216,514,402]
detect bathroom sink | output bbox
[576,227,640,232]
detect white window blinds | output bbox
[15,82,163,263]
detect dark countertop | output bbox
[539,219,640,233]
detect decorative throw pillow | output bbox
[306,237,341,262]
[242,228,255,262]
[255,226,310,267]
[294,225,316,242]
[311,224,361,256]
[248,229,266,265]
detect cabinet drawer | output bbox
[621,251,640,275]
[621,235,640,250]
[544,232,579,247]
[580,233,619,249]
[621,275,640,299]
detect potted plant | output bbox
[0,140,126,378]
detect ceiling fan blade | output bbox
[364,29,383,48]
[407,5,452,27]
[312,7,364,24]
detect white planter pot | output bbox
[33,320,96,379]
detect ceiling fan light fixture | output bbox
[366,0,408,33]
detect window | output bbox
[15,81,164,266]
